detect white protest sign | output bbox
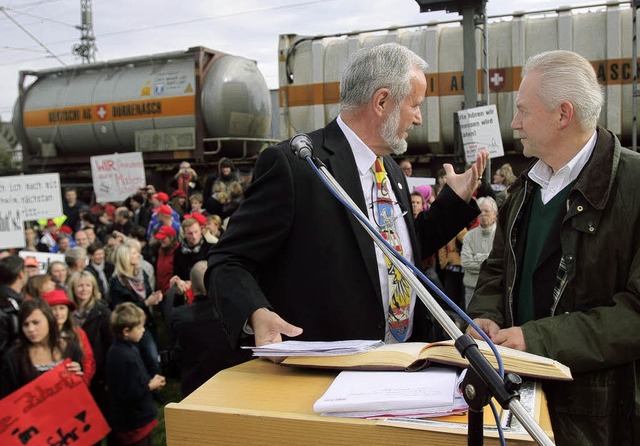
[18,251,65,275]
[0,173,63,250]
[457,104,505,164]
[0,202,22,250]
[406,176,436,192]
[90,152,146,202]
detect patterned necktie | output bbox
[372,157,411,342]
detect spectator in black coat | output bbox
[0,256,27,358]
[164,261,251,397]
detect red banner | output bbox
[0,359,110,445]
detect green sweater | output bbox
[515,183,572,325]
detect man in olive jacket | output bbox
[467,50,640,445]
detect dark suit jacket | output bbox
[207,119,478,347]
[165,293,252,398]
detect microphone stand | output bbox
[294,142,554,446]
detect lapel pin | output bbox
[398,183,403,190]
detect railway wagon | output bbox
[278,2,637,173]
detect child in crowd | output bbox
[106,302,165,446]
[188,192,208,216]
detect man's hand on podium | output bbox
[250,307,303,363]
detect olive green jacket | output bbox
[468,126,640,445]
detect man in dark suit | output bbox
[207,43,487,350]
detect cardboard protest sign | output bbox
[0,359,110,445]
[90,152,146,202]
[0,173,63,250]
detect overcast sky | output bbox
[0,0,611,122]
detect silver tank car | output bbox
[13,46,272,171]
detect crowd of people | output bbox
[0,157,251,445]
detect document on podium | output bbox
[313,366,467,418]
[247,339,384,357]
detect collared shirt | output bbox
[337,115,415,343]
[528,131,597,204]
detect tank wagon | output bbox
[278,2,638,174]
[13,46,273,183]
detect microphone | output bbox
[290,133,313,160]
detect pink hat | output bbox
[152,192,169,204]
[154,225,177,240]
[415,185,433,210]
[153,204,173,216]
[42,289,76,311]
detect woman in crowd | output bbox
[491,163,517,208]
[23,273,56,300]
[68,270,113,424]
[414,184,435,211]
[23,224,50,253]
[204,214,223,244]
[42,289,95,385]
[170,189,188,218]
[0,299,84,397]
[109,242,163,376]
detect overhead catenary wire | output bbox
[0,6,65,65]
[0,5,77,29]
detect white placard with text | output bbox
[457,104,505,163]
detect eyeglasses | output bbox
[369,181,408,233]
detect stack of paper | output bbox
[314,367,468,418]
[247,339,384,357]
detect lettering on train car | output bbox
[48,109,80,123]
[450,75,463,91]
[595,59,640,84]
[111,101,162,118]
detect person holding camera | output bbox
[169,161,201,197]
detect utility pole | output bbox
[415,0,489,178]
[73,0,96,63]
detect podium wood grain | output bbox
[165,359,552,445]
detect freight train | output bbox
[12,2,640,183]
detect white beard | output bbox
[381,105,408,155]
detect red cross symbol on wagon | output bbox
[96,105,108,121]
[489,69,506,91]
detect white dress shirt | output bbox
[528,131,597,204]
[337,115,415,343]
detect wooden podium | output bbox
[165,359,553,445]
